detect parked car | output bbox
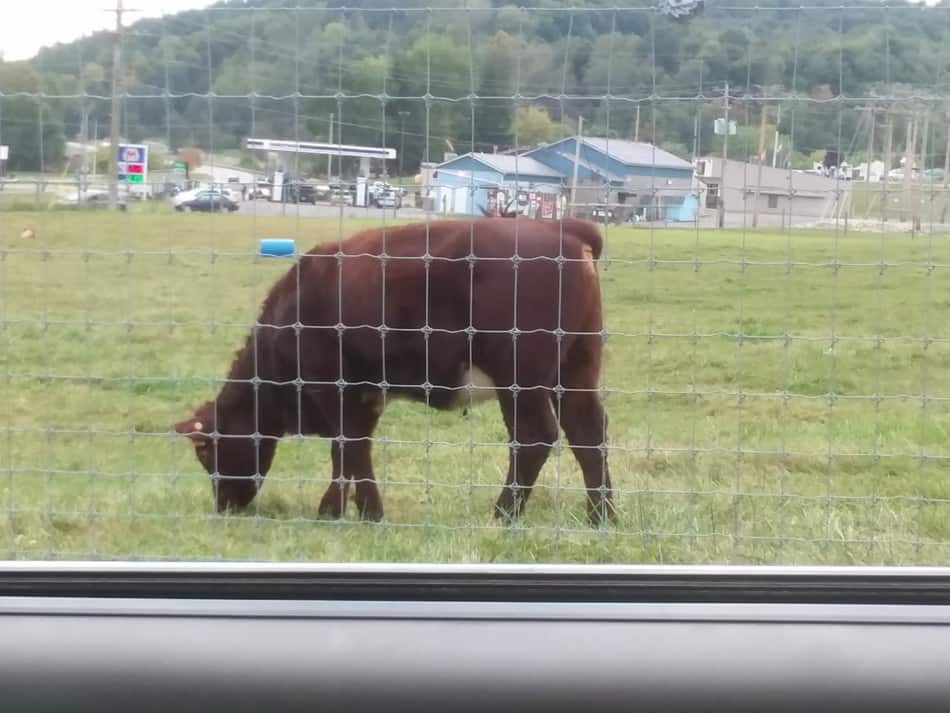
[312,183,332,202]
[218,186,240,201]
[171,186,206,207]
[330,190,354,206]
[376,189,402,209]
[155,182,182,199]
[249,182,272,199]
[175,190,239,213]
[367,180,407,206]
[283,182,317,204]
[367,180,388,205]
[589,206,615,224]
[57,189,128,211]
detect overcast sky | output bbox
[0,0,210,62]
[0,0,944,63]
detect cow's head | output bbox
[174,400,277,513]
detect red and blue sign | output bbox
[118,144,148,184]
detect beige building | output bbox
[696,157,848,228]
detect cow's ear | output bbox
[174,417,211,448]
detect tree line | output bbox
[2,0,950,175]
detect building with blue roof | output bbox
[431,152,564,217]
[525,137,697,222]
[431,137,697,222]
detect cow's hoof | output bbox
[317,487,347,519]
[587,492,617,527]
[493,488,525,522]
[355,487,384,522]
[356,496,383,522]
[357,502,384,522]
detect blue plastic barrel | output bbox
[259,238,296,257]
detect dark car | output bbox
[589,206,615,224]
[283,182,317,204]
[155,183,182,199]
[175,190,239,213]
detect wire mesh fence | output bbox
[3,1,950,564]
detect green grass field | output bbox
[2,208,950,564]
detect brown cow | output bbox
[174,217,613,525]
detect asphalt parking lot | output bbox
[232,198,430,221]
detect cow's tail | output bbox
[559,218,603,260]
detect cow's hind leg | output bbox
[555,340,615,526]
[494,388,558,521]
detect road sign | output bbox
[0,145,8,161]
[121,146,143,163]
[118,143,148,185]
[714,119,737,136]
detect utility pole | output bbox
[569,115,583,217]
[919,111,930,230]
[902,114,916,223]
[942,110,950,224]
[327,112,334,180]
[107,0,130,211]
[865,105,876,184]
[882,112,893,222]
[918,111,929,230]
[91,117,99,179]
[78,104,89,195]
[691,114,699,162]
[717,80,730,229]
[772,104,782,168]
[752,101,767,228]
[398,110,409,177]
[634,103,640,143]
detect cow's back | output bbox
[273,219,603,400]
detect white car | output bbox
[249,182,272,200]
[57,189,128,210]
[376,190,402,209]
[171,186,205,207]
[171,184,237,205]
[330,189,354,206]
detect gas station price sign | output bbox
[118,144,148,184]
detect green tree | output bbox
[0,61,65,171]
[1,98,66,171]
[512,105,562,147]
[18,0,950,175]
[390,34,472,169]
[474,31,518,150]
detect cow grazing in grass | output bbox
[174,217,613,525]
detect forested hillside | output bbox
[3,0,950,173]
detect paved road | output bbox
[230,199,431,222]
[1,181,436,220]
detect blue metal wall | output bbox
[529,138,693,183]
[432,166,500,214]
[432,157,565,215]
[523,147,606,183]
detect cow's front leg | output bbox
[317,391,384,520]
[317,474,350,519]
[317,440,382,520]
